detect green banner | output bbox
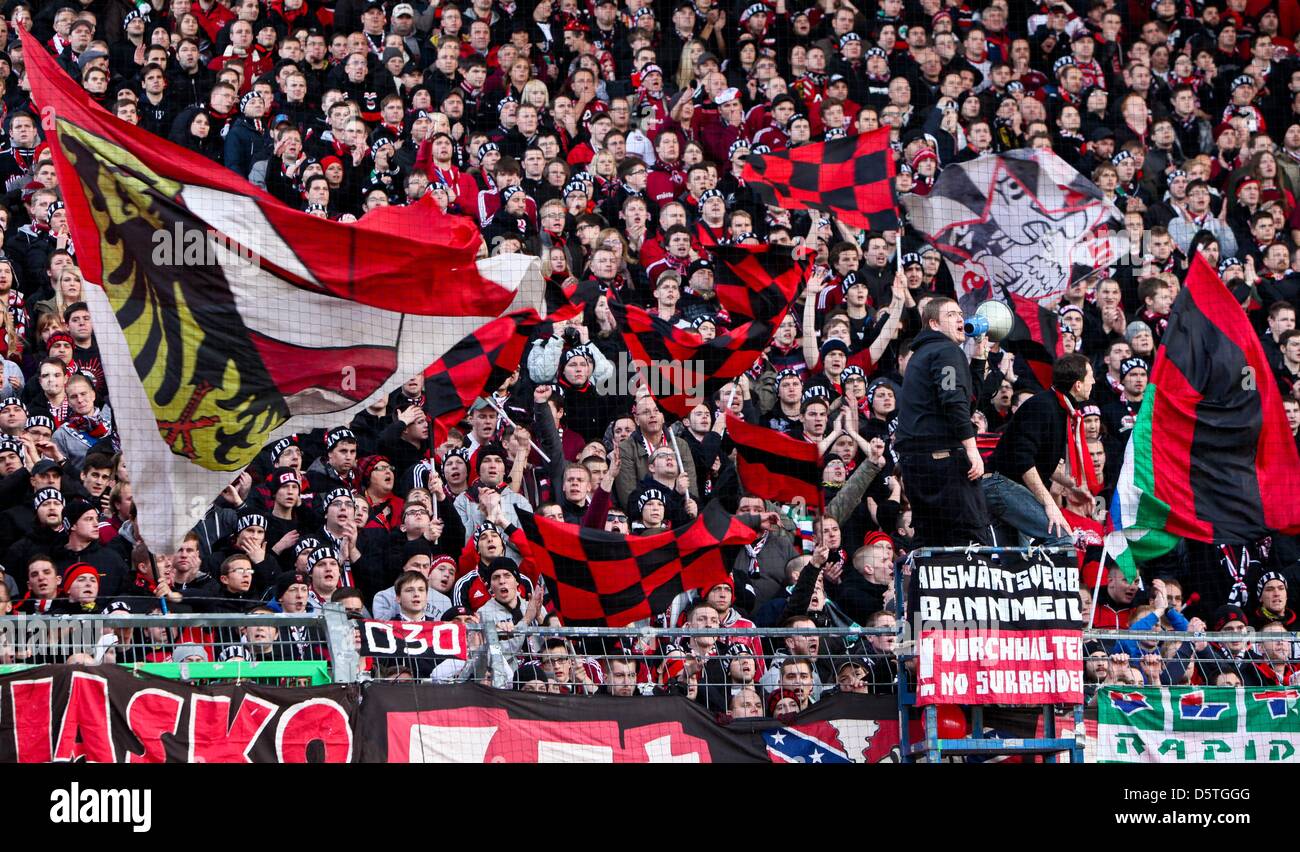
[1095,686,1300,763]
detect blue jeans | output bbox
[980,472,1074,549]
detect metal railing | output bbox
[359,623,898,708]
[0,607,357,685]
[9,602,1300,764]
[11,613,1297,687]
[1079,626,1300,690]
[0,612,901,699]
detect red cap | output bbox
[862,531,894,549]
[704,575,734,594]
[358,454,391,484]
[61,562,100,596]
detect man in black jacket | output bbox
[55,498,129,599]
[833,531,894,625]
[894,297,990,546]
[983,353,1095,547]
[182,553,262,614]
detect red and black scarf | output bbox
[1056,389,1101,495]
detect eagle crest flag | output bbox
[25,33,539,551]
[902,149,1127,353]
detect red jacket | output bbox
[1091,603,1131,630]
[476,185,537,229]
[206,47,274,91]
[194,1,236,42]
[646,160,686,205]
[690,108,744,165]
[454,526,539,611]
[1253,661,1300,687]
[413,143,482,212]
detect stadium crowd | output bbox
[0,0,1296,711]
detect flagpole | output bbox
[670,427,686,485]
[150,547,169,615]
[894,197,904,274]
[482,395,551,464]
[1089,540,1109,629]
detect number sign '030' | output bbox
[359,621,467,660]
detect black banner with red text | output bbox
[0,665,358,763]
[356,682,900,763]
[0,666,900,763]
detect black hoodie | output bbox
[168,106,223,163]
[893,329,979,453]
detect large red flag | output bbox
[424,284,595,446]
[24,32,537,549]
[608,300,780,417]
[1111,253,1300,559]
[708,244,808,325]
[725,413,823,506]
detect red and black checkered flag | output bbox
[725,413,823,506]
[608,299,783,417]
[424,284,595,445]
[709,245,809,325]
[741,127,898,231]
[517,502,758,627]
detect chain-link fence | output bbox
[1081,626,1300,695]
[0,611,902,705]
[358,623,899,715]
[11,606,1300,763]
[0,609,355,686]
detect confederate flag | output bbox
[740,127,898,231]
[725,413,823,506]
[516,503,758,627]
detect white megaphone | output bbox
[962,300,1015,342]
